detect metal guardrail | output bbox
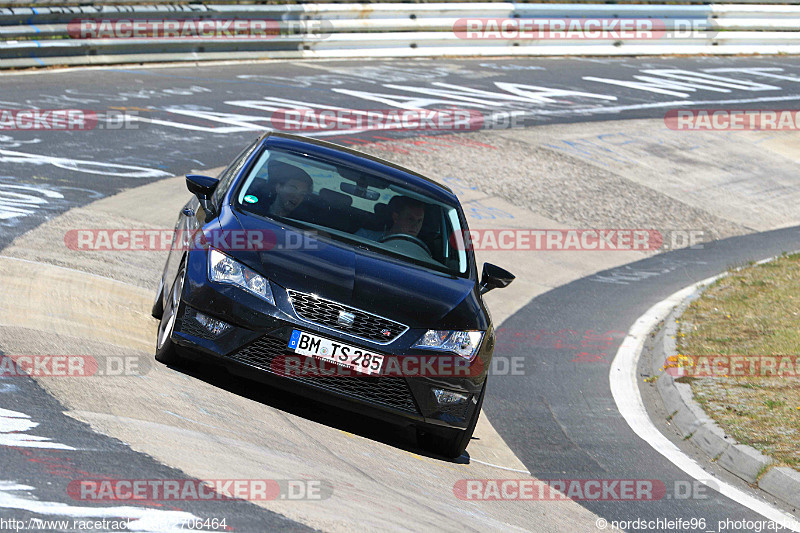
[2,2,800,69]
[4,0,800,5]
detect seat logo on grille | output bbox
[337,311,355,328]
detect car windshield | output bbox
[235,147,469,277]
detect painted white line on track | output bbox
[0,482,198,532]
[0,407,75,450]
[523,93,800,118]
[470,459,532,475]
[0,149,171,179]
[609,274,800,532]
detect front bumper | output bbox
[169,249,492,431]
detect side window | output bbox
[212,137,262,209]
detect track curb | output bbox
[648,267,800,510]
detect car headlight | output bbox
[412,330,484,361]
[208,248,274,305]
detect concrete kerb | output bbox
[648,265,800,508]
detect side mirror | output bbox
[186,174,219,198]
[480,263,515,295]
[186,174,220,218]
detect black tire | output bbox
[155,264,186,365]
[417,380,487,459]
[151,280,164,319]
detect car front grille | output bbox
[286,290,408,344]
[229,335,420,415]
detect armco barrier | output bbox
[1,2,800,68]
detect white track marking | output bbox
[0,150,170,178]
[585,68,781,98]
[0,184,64,221]
[522,93,800,118]
[610,275,800,531]
[133,93,800,136]
[0,482,198,533]
[470,459,532,475]
[0,407,74,450]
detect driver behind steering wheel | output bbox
[356,196,430,255]
[385,196,425,240]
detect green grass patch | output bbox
[679,253,800,470]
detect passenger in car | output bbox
[264,161,314,218]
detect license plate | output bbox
[288,330,384,376]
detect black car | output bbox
[152,132,514,458]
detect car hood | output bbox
[226,211,479,328]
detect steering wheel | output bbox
[379,233,432,256]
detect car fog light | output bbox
[432,388,469,405]
[195,311,231,337]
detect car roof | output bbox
[258,132,458,203]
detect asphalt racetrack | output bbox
[1,56,800,532]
